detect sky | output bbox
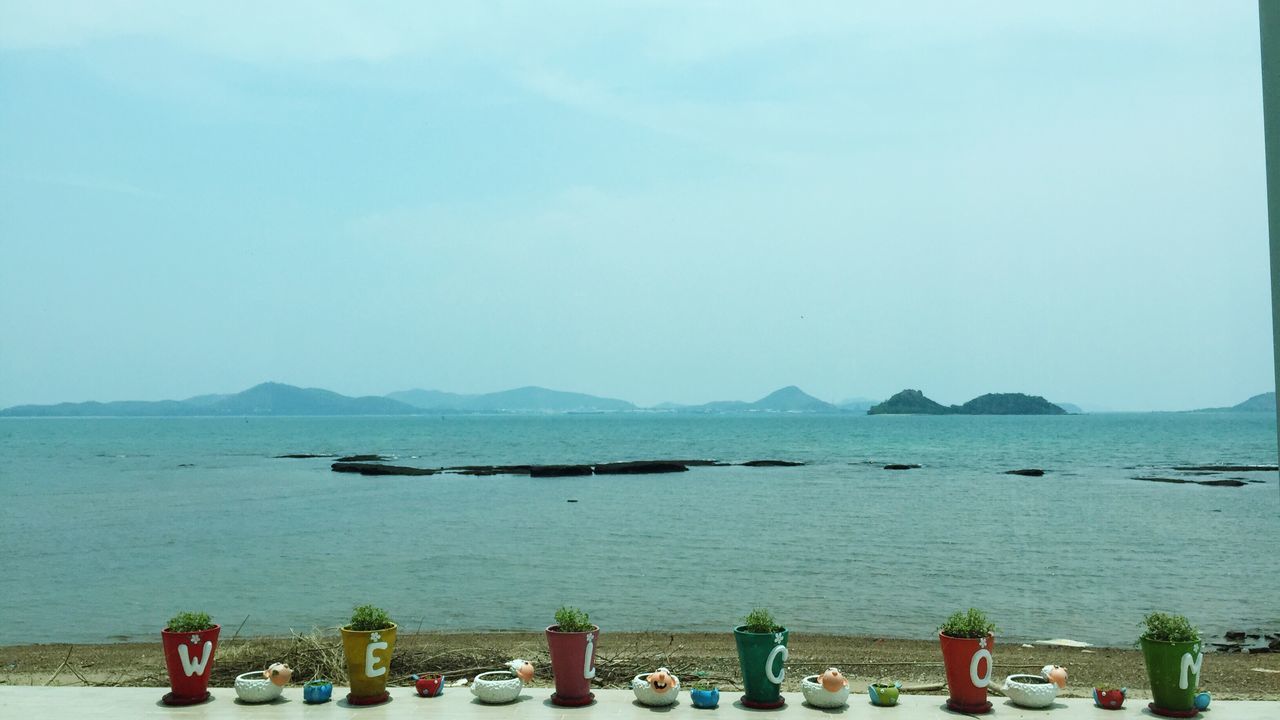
[0,1,1273,411]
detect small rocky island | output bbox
[868,389,1067,415]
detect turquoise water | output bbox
[0,413,1276,646]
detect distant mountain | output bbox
[213,383,419,415]
[1194,391,1276,413]
[753,386,838,412]
[387,385,635,413]
[1054,402,1084,414]
[869,389,1066,416]
[1,382,423,417]
[869,389,954,415]
[1234,392,1276,411]
[676,386,839,413]
[0,399,204,417]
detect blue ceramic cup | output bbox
[303,680,333,704]
[690,687,719,708]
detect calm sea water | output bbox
[0,413,1276,647]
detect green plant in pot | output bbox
[938,608,996,714]
[546,606,600,706]
[340,604,397,706]
[160,611,220,706]
[733,608,789,709]
[1139,612,1204,717]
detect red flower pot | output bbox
[161,625,220,705]
[939,632,994,714]
[545,625,599,706]
[414,673,444,697]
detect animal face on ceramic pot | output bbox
[800,667,850,709]
[1041,664,1068,689]
[266,663,292,687]
[649,668,675,693]
[509,659,535,684]
[820,667,848,692]
[631,666,681,707]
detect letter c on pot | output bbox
[765,644,789,685]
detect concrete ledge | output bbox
[0,687,1275,719]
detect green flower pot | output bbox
[1140,637,1203,716]
[733,626,789,709]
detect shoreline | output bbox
[3,632,1277,700]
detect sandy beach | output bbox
[3,632,1277,700]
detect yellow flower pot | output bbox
[341,623,397,705]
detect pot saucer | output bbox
[551,692,595,706]
[1148,702,1199,718]
[161,691,211,706]
[347,691,390,706]
[742,696,786,709]
[946,699,993,714]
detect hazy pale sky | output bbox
[0,1,1272,411]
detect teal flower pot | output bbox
[733,626,788,709]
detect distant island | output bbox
[0,382,842,417]
[0,382,422,417]
[660,386,839,414]
[868,389,1068,415]
[0,382,1111,418]
[1192,392,1275,413]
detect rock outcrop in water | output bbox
[1006,469,1046,477]
[868,389,1066,415]
[1133,476,1247,487]
[739,460,806,467]
[328,458,802,478]
[594,461,689,475]
[529,465,594,477]
[1171,464,1278,472]
[331,462,436,476]
[868,390,953,415]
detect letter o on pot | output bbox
[765,645,789,685]
[969,649,992,688]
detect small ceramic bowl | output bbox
[631,672,681,706]
[413,673,445,697]
[1003,674,1057,708]
[303,679,333,704]
[471,671,523,704]
[869,682,901,706]
[234,671,283,704]
[689,687,720,709]
[801,675,850,708]
[1092,687,1126,709]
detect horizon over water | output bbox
[0,413,1276,647]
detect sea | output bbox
[1,412,1276,647]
